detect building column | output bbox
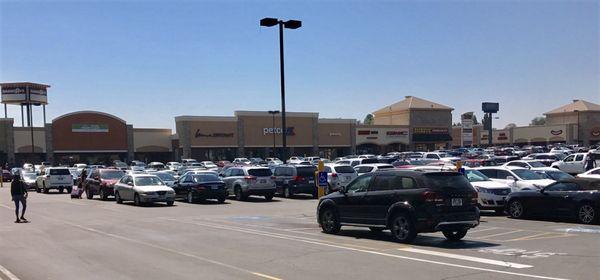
[312,117,319,156]
[3,119,15,166]
[44,124,54,164]
[126,125,135,162]
[177,121,192,159]
[236,118,245,157]
[350,122,357,154]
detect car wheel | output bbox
[43,185,49,194]
[369,227,384,233]
[264,193,273,202]
[218,196,226,204]
[58,187,64,194]
[100,189,107,201]
[577,204,596,224]
[134,193,141,206]
[36,187,41,193]
[283,186,292,198]
[167,201,174,206]
[234,186,245,201]
[187,192,195,204]
[319,207,341,234]
[115,192,123,204]
[390,213,417,243]
[86,189,93,199]
[508,200,525,219]
[442,229,468,241]
[66,187,72,194]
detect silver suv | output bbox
[220,166,276,201]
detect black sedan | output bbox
[172,173,227,203]
[506,179,600,224]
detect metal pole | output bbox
[3,103,6,118]
[278,21,287,162]
[27,86,34,155]
[488,113,493,146]
[577,111,580,145]
[43,104,46,124]
[272,113,276,157]
[21,105,24,127]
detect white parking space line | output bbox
[398,247,533,268]
[0,264,20,280]
[477,230,524,239]
[467,227,500,234]
[165,219,570,280]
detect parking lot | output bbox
[0,185,598,280]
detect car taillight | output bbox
[471,192,478,204]
[331,173,338,178]
[294,176,303,182]
[196,186,206,190]
[422,191,444,203]
[271,176,276,180]
[244,176,257,182]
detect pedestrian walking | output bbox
[11,173,28,223]
[585,152,596,171]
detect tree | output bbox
[505,123,517,129]
[530,117,546,126]
[363,114,374,125]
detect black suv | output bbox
[272,165,317,198]
[317,170,480,243]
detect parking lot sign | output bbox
[318,172,328,187]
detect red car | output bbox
[217,160,231,168]
[84,169,125,200]
[1,170,13,182]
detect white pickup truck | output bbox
[551,152,600,174]
[36,167,73,194]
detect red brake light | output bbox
[196,186,205,190]
[423,191,444,203]
[294,176,303,181]
[244,176,257,181]
[331,173,338,178]
[471,191,478,204]
[271,176,276,180]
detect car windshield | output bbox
[155,172,176,181]
[425,173,474,190]
[546,171,575,181]
[115,162,127,167]
[297,166,317,177]
[528,161,546,168]
[438,154,448,158]
[512,169,544,180]
[465,170,490,182]
[333,166,355,173]
[50,169,70,175]
[192,174,220,182]
[22,173,37,180]
[377,165,394,170]
[100,170,124,180]
[134,176,164,186]
[248,168,272,177]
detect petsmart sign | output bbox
[72,124,109,133]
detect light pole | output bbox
[268,110,280,158]
[260,17,302,163]
[574,110,580,145]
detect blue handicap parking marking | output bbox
[318,172,328,186]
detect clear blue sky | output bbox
[1,0,598,130]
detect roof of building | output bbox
[373,96,453,115]
[544,99,600,115]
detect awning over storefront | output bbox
[412,134,452,142]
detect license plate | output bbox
[211,186,218,190]
[58,176,64,180]
[309,180,314,184]
[260,180,266,184]
[451,198,462,206]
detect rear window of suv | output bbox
[333,166,355,173]
[424,173,474,191]
[248,168,272,177]
[296,166,317,177]
[50,168,70,175]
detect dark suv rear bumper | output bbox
[418,208,480,232]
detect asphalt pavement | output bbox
[0,184,599,280]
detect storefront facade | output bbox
[355,125,410,154]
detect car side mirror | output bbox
[506,176,516,181]
[219,173,224,177]
[540,187,547,194]
[339,186,347,194]
[127,182,133,186]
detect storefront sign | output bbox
[498,132,508,141]
[329,132,342,136]
[263,127,295,136]
[591,128,600,138]
[550,130,563,136]
[72,124,109,133]
[386,130,408,137]
[194,130,234,138]
[413,127,449,134]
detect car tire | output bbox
[234,186,245,201]
[264,193,274,202]
[442,229,468,241]
[134,193,141,206]
[167,201,174,206]
[36,187,41,193]
[369,227,384,233]
[283,186,292,198]
[389,213,417,244]
[86,189,93,199]
[577,203,596,224]
[187,192,195,204]
[100,188,107,201]
[218,196,226,204]
[43,183,49,194]
[115,192,123,204]
[508,200,525,219]
[58,187,64,194]
[66,187,72,194]
[319,207,341,234]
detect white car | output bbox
[551,153,598,174]
[287,156,304,164]
[357,154,376,159]
[232,158,251,165]
[36,167,74,194]
[147,162,165,170]
[200,161,219,170]
[181,159,199,166]
[113,174,175,206]
[323,164,358,192]
[475,166,555,191]
[354,164,394,175]
[503,160,547,169]
[465,169,512,213]
[422,152,461,163]
[576,167,600,180]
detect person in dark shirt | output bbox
[585,152,597,171]
[11,174,28,223]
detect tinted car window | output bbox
[497,170,511,179]
[377,165,394,170]
[155,172,175,181]
[371,175,395,191]
[478,169,496,178]
[360,158,379,164]
[546,182,580,191]
[296,166,316,177]
[333,166,355,173]
[401,177,417,189]
[424,173,473,191]
[512,169,544,180]
[192,174,220,182]
[248,168,272,177]
[50,168,70,175]
[101,170,125,180]
[346,175,371,193]
[135,176,164,186]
